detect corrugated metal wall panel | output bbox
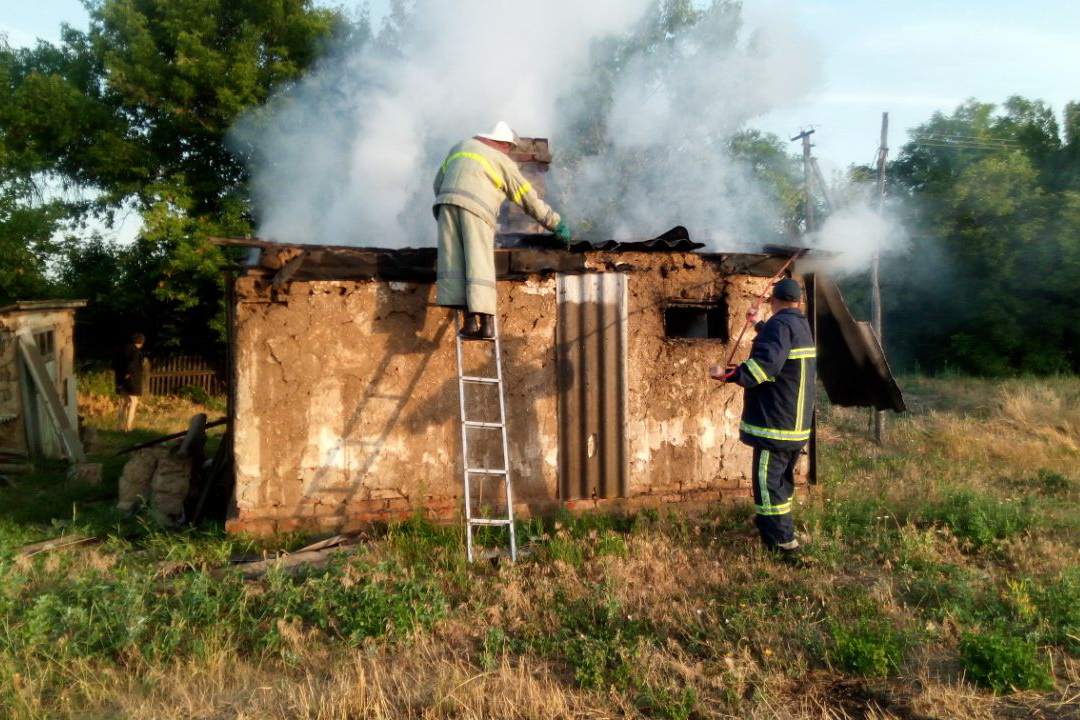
[556,274,628,500]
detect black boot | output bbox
[476,313,495,339]
[459,312,479,338]
[459,313,495,340]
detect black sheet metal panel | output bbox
[811,273,906,412]
[497,225,704,253]
[556,273,628,500]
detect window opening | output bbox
[33,330,56,359]
[663,301,729,341]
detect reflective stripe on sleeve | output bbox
[744,358,769,384]
[511,181,532,204]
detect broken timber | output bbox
[16,333,86,462]
[115,417,226,456]
[213,534,361,579]
[18,534,96,556]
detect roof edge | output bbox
[0,299,88,315]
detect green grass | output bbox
[2,377,1080,718]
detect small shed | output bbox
[0,300,88,463]
[213,231,901,537]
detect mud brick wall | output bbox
[227,251,808,535]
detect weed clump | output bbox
[959,629,1053,694]
[918,490,1033,551]
[828,618,910,678]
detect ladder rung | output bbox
[463,420,504,429]
[461,376,500,384]
[469,518,513,526]
[466,467,507,475]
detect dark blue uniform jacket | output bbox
[730,308,816,451]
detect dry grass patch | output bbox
[4,377,1080,718]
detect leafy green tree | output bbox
[887,97,1080,374]
[0,172,61,305]
[0,0,350,358]
[728,128,805,238]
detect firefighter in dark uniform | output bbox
[711,278,816,563]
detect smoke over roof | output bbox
[232,1,823,250]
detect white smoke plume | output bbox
[234,0,823,249]
[805,198,909,277]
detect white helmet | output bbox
[475,120,519,146]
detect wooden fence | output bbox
[146,356,224,397]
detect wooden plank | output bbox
[211,542,363,580]
[116,417,226,456]
[18,534,96,556]
[16,334,86,463]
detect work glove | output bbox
[553,219,572,247]
[709,364,738,382]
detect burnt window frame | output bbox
[33,329,56,359]
[662,300,730,341]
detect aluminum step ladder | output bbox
[453,311,517,563]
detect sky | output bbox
[2,0,1078,177]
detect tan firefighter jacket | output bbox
[433,138,561,230]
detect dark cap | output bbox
[772,278,801,302]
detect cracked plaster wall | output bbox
[227,252,807,535]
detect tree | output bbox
[887,97,1080,374]
[0,1,350,357]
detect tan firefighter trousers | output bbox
[436,204,497,315]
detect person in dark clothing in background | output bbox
[710,278,816,564]
[114,333,145,432]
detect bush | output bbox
[636,684,698,720]
[1031,570,1080,652]
[828,618,909,678]
[959,629,1053,694]
[918,490,1033,550]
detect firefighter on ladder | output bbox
[433,121,572,339]
[711,278,816,565]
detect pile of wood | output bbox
[116,413,231,528]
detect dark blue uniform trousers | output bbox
[751,446,800,550]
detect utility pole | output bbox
[872,112,888,443]
[810,156,833,212]
[791,129,816,232]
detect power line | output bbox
[911,133,1023,152]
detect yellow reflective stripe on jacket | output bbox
[792,346,814,431]
[511,181,532,204]
[442,152,505,191]
[795,357,807,432]
[740,421,811,442]
[744,358,768,384]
